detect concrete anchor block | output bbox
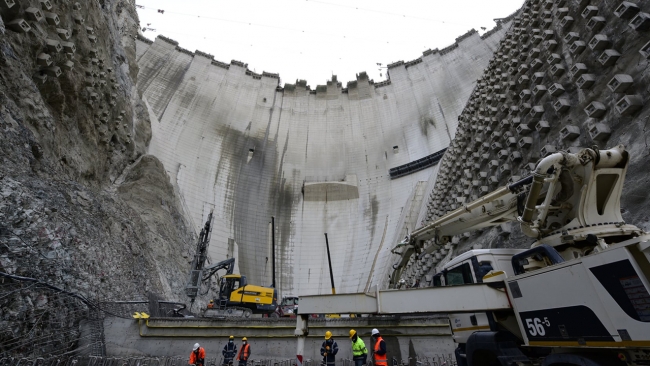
[507,136,518,148]
[532,72,545,84]
[46,39,61,53]
[44,66,61,77]
[499,164,511,175]
[582,5,599,18]
[44,12,59,26]
[489,175,499,184]
[532,35,544,45]
[614,1,640,19]
[629,12,650,31]
[99,72,106,79]
[520,102,532,115]
[586,16,606,32]
[536,120,551,133]
[84,79,95,87]
[560,125,580,140]
[589,123,611,141]
[509,105,520,115]
[544,40,558,53]
[86,26,95,35]
[36,53,52,67]
[564,32,580,44]
[530,58,544,70]
[518,74,530,85]
[73,2,81,10]
[547,53,562,65]
[99,79,107,86]
[88,35,98,43]
[553,98,571,113]
[61,41,75,53]
[607,74,633,93]
[518,137,533,149]
[529,47,541,59]
[39,0,52,10]
[25,7,44,21]
[510,151,523,163]
[56,28,71,40]
[491,142,503,151]
[550,64,566,77]
[541,144,557,156]
[0,0,15,9]
[560,16,574,29]
[640,40,650,59]
[516,123,532,136]
[7,19,31,33]
[542,18,553,28]
[61,60,74,71]
[570,63,588,80]
[556,7,569,18]
[576,74,597,89]
[542,29,554,40]
[489,159,500,169]
[520,89,532,100]
[73,16,84,25]
[530,105,545,119]
[569,41,586,55]
[518,63,529,74]
[588,34,610,51]
[33,73,47,84]
[543,0,553,9]
[532,85,547,97]
[598,49,621,66]
[615,95,643,116]
[548,83,565,96]
[584,101,607,118]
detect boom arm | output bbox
[391,146,635,284]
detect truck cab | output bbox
[434,249,525,346]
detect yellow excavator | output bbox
[184,212,277,318]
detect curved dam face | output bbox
[135,22,512,296]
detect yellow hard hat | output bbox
[229,335,234,339]
[242,337,248,341]
[210,300,214,303]
[349,329,356,338]
[325,331,332,340]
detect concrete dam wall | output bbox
[135,22,513,297]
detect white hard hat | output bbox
[371,328,379,336]
[193,343,200,351]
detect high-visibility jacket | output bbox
[189,347,206,365]
[236,343,251,361]
[373,337,387,366]
[351,337,367,359]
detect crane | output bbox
[294,145,650,366]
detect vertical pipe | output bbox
[324,233,336,294]
[272,216,276,288]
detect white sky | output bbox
[135,0,524,87]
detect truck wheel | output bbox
[269,312,280,318]
[243,309,252,318]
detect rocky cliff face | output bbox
[394,0,650,285]
[0,0,194,357]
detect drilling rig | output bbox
[185,211,278,317]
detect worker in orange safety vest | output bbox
[371,329,387,366]
[236,337,251,366]
[189,343,206,366]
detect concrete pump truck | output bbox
[294,145,650,366]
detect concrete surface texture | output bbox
[393,0,650,287]
[102,317,455,360]
[135,21,514,297]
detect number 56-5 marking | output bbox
[525,317,550,336]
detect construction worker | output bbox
[189,343,206,366]
[236,337,251,366]
[371,329,387,366]
[320,331,339,366]
[349,329,367,366]
[222,335,237,366]
[207,300,215,309]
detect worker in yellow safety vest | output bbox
[349,329,367,366]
